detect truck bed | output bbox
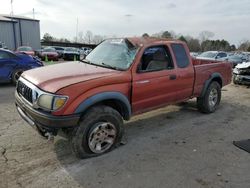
[192,58,232,97]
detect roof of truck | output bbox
[127,37,180,47]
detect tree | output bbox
[92,35,104,44]
[84,30,93,44]
[230,45,236,51]
[161,31,172,38]
[199,31,214,42]
[58,38,70,43]
[201,39,231,51]
[142,33,149,37]
[186,38,201,52]
[178,35,187,43]
[238,40,250,51]
[42,33,54,42]
[78,31,84,43]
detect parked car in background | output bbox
[0,41,8,49]
[40,47,59,61]
[51,46,65,58]
[190,52,199,58]
[16,46,35,56]
[0,49,43,84]
[63,47,80,60]
[34,48,44,57]
[84,49,92,56]
[233,62,250,85]
[196,51,228,60]
[220,55,245,67]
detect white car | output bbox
[196,51,228,60]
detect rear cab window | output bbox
[171,43,190,68]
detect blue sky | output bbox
[1,0,250,45]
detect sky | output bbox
[1,0,250,45]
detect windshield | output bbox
[43,48,56,52]
[18,46,32,51]
[65,48,77,52]
[85,39,138,70]
[198,51,217,58]
[229,56,241,61]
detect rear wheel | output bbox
[11,69,23,85]
[197,81,221,113]
[70,105,124,158]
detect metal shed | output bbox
[0,14,41,50]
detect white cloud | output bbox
[0,0,250,44]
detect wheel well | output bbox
[211,77,222,87]
[82,99,130,121]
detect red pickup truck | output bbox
[15,37,232,158]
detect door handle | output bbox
[169,74,177,80]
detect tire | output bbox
[197,81,221,113]
[11,69,23,85]
[70,105,124,158]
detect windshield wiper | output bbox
[79,59,92,64]
[101,62,123,71]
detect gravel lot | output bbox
[0,83,250,188]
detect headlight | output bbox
[37,94,68,111]
[233,68,239,74]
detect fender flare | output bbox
[74,92,131,120]
[200,73,223,98]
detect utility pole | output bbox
[32,8,35,19]
[10,0,14,16]
[76,17,78,42]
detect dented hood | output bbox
[21,61,120,93]
[235,62,250,69]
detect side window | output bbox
[217,53,227,58]
[171,44,190,68]
[0,51,10,59]
[139,46,174,72]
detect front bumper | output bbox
[234,74,250,85]
[15,92,80,130]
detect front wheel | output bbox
[11,69,23,85]
[197,81,221,113]
[70,105,124,158]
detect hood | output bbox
[235,62,250,69]
[196,57,216,60]
[21,61,120,93]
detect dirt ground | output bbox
[0,83,250,188]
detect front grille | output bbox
[17,81,33,103]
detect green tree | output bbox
[178,35,187,43]
[161,31,172,38]
[42,33,54,42]
[142,33,149,37]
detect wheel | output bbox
[11,69,23,85]
[70,105,124,158]
[233,74,239,84]
[197,81,221,113]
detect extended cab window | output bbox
[138,46,174,72]
[171,44,190,68]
